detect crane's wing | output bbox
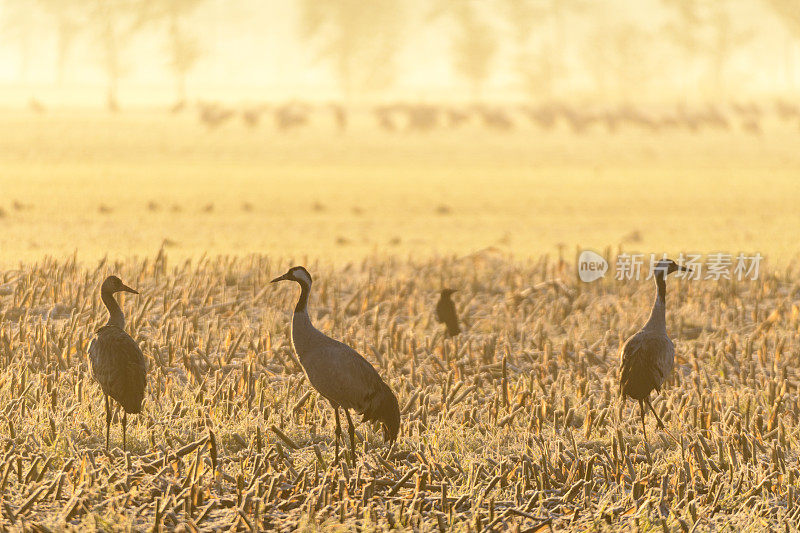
[298,337,386,411]
[619,332,674,399]
[89,326,147,413]
[309,339,399,440]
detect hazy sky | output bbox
[0,0,796,104]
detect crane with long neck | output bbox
[271,266,400,466]
[88,275,147,452]
[619,259,687,444]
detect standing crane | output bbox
[88,276,147,451]
[436,289,460,337]
[619,259,687,444]
[271,266,400,466]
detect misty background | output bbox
[0,0,799,108]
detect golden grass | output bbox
[0,251,799,530]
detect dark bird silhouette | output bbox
[445,106,471,128]
[271,266,400,466]
[242,105,267,128]
[198,101,234,128]
[619,259,687,444]
[436,289,460,337]
[374,105,397,131]
[88,276,146,451]
[274,103,309,131]
[474,105,514,131]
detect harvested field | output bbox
[0,252,798,529]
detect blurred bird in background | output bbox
[436,288,460,337]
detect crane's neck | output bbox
[290,280,315,359]
[644,273,667,332]
[101,288,125,329]
[294,279,311,314]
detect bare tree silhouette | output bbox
[764,0,800,88]
[1,0,40,84]
[661,0,750,96]
[37,0,84,86]
[298,0,404,101]
[431,1,498,101]
[764,0,800,35]
[706,1,751,97]
[82,0,149,111]
[135,0,204,107]
[661,0,706,93]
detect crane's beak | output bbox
[121,284,139,295]
[271,273,289,283]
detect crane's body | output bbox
[619,331,674,402]
[292,311,397,422]
[89,325,146,413]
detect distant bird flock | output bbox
[75,256,698,461]
[186,99,800,135]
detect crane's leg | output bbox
[333,405,341,464]
[104,395,111,451]
[645,396,680,445]
[644,397,666,429]
[122,411,127,452]
[344,409,356,468]
[639,399,648,446]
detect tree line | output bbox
[1,0,799,109]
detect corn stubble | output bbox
[0,252,798,530]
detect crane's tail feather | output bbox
[114,373,146,414]
[118,389,145,414]
[362,382,400,443]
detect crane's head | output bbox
[652,259,689,277]
[440,288,458,297]
[102,275,139,295]
[271,266,313,287]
